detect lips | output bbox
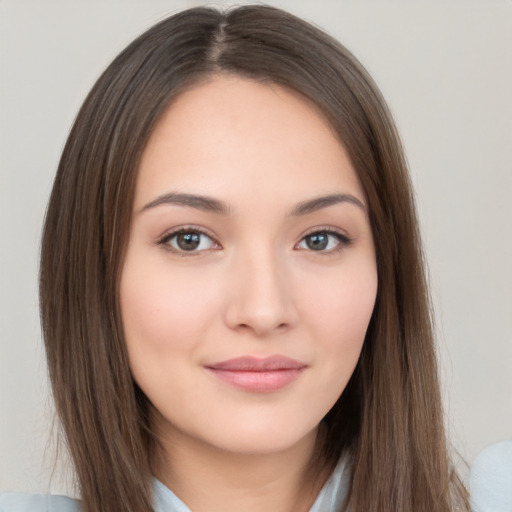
[204,355,307,393]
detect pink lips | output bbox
[205,355,307,393]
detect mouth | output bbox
[204,355,307,393]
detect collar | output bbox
[152,456,349,512]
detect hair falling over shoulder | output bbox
[40,5,470,512]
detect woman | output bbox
[0,5,469,512]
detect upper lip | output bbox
[205,355,307,371]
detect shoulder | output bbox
[470,439,512,512]
[0,493,81,512]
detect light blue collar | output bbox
[152,457,349,512]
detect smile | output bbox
[204,355,307,393]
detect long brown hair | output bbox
[40,5,469,511]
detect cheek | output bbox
[299,258,377,375]
[303,258,377,334]
[119,255,222,364]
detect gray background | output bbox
[1,0,511,494]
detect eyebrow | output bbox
[140,192,231,215]
[140,192,365,216]
[289,193,366,216]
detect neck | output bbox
[153,426,330,512]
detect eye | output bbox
[159,228,219,253]
[296,230,351,253]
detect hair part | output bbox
[40,5,469,511]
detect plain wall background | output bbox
[1,0,511,494]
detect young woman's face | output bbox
[120,75,377,457]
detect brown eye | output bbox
[176,232,201,251]
[162,230,217,253]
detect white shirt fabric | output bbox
[0,457,349,512]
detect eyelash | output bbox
[157,226,220,257]
[296,228,353,255]
[157,226,353,256]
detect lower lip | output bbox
[206,368,305,393]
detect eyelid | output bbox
[156,224,352,256]
[157,225,222,255]
[295,226,353,253]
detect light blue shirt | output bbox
[0,457,349,512]
[470,440,512,512]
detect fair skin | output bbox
[120,75,377,512]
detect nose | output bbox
[223,249,298,337]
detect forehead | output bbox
[135,74,364,210]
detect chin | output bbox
[196,420,320,457]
